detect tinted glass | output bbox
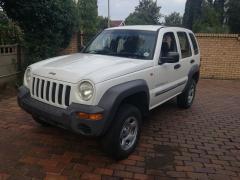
[177,32,192,58]
[189,33,199,55]
[160,32,178,58]
[84,30,158,60]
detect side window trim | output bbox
[173,31,182,60]
[187,33,194,57]
[160,31,178,58]
[189,33,199,55]
[176,31,193,59]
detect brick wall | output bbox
[61,33,240,80]
[196,33,240,80]
[60,33,79,55]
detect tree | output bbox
[183,0,203,29]
[125,0,161,25]
[227,0,240,33]
[97,16,108,31]
[193,1,228,33]
[0,0,78,65]
[0,10,23,44]
[164,12,182,26]
[214,0,226,24]
[77,0,98,44]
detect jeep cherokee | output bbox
[18,25,200,159]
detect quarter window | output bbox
[189,33,199,55]
[177,32,192,58]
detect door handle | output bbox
[190,59,195,64]
[174,64,181,70]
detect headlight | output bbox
[24,68,31,87]
[79,81,94,101]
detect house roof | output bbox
[111,20,125,27]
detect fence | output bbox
[0,44,22,87]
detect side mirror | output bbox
[159,52,180,64]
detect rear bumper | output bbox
[17,86,106,136]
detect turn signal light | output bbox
[77,112,103,121]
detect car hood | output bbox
[32,53,153,84]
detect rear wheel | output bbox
[101,104,142,160]
[177,79,196,109]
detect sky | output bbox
[98,0,187,20]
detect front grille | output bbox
[31,76,71,107]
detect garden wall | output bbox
[60,33,79,55]
[196,34,240,80]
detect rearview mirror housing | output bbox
[159,52,180,64]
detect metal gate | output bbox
[0,44,22,86]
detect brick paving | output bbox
[0,79,240,180]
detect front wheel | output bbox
[101,104,142,160]
[177,79,196,109]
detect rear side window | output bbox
[177,32,192,58]
[189,33,199,55]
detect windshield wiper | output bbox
[84,49,112,55]
[117,52,146,59]
[84,49,119,57]
[84,50,147,59]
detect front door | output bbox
[150,30,187,109]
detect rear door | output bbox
[188,32,201,66]
[175,31,194,86]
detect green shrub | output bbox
[77,0,98,46]
[227,0,240,33]
[0,11,23,44]
[1,0,78,66]
[192,1,229,33]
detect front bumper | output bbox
[17,86,105,136]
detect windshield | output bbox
[83,30,158,60]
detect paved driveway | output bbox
[0,79,240,180]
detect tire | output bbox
[177,79,196,109]
[32,115,51,127]
[101,104,142,160]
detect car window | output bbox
[83,30,158,60]
[160,32,178,58]
[189,33,199,55]
[177,32,192,58]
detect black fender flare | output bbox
[98,79,149,135]
[184,64,200,91]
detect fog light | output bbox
[77,112,103,121]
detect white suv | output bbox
[18,25,200,159]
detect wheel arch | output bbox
[189,64,200,83]
[98,79,150,135]
[183,64,200,92]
